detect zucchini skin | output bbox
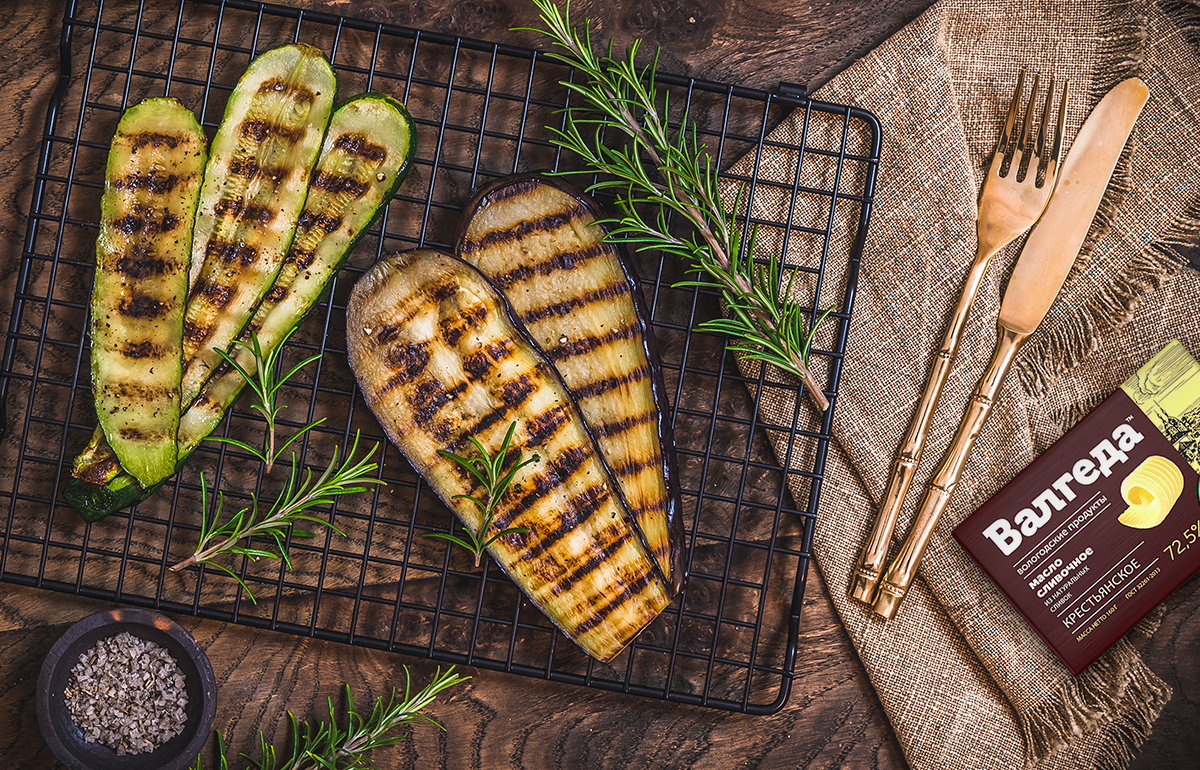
[346,249,672,662]
[183,42,336,408]
[66,93,416,521]
[91,97,207,487]
[456,175,685,595]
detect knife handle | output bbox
[848,247,997,605]
[872,325,1027,619]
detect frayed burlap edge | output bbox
[1020,644,1171,765]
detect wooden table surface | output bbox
[0,1,1196,768]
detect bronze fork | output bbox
[848,70,1068,606]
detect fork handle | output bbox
[872,325,1027,619]
[848,243,998,605]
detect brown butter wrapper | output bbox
[954,341,1200,675]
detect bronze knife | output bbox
[872,76,1150,620]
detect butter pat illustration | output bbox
[1118,455,1183,528]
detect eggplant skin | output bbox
[346,249,671,662]
[456,174,684,595]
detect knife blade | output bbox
[1000,77,1149,334]
[871,76,1150,620]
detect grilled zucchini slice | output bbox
[91,97,206,487]
[346,249,672,662]
[183,42,335,406]
[457,176,684,593]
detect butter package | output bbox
[953,341,1200,675]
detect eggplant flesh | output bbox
[346,249,671,662]
[457,176,684,594]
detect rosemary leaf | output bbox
[192,667,468,770]
[425,421,537,568]
[521,0,834,411]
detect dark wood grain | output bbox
[0,1,1194,769]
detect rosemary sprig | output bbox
[425,421,537,568]
[208,328,323,472]
[193,666,468,770]
[521,0,833,411]
[169,434,383,603]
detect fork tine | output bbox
[1036,75,1055,158]
[1049,79,1069,177]
[998,68,1026,156]
[1017,73,1041,157]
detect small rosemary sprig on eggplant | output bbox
[169,337,384,603]
[193,666,467,770]
[425,421,537,567]
[521,0,833,411]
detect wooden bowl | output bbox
[36,608,216,770]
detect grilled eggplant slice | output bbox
[67,92,416,522]
[456,176,684,594]
[90,98,206,487]
[183,42,335,406]
[346,249,672,662]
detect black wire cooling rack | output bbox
[0,0,878,714]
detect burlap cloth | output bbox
[727,0,1200,767]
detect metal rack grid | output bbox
[0,0,878,714]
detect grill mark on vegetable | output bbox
[205,238,259,266]
[545,322,640,362]
[286,247,316,271]
[462,340,513,381]
[509,482,611,561]
[112,211,180,235]
[112,173,182,193]
[430,281,458,301]
[297,210,344,234]
[524,403,568,446]
[213,198,277,225]
[611,454,658,479]
[572,364,652,400]
[387,342,430,379]
[117,292,170,319]
[183,320,212,346]
[227,159,289,181]
[121,341,170,359]
[592,411,656,439]
[409,378,453,424]
[312,171,369,198]
[256,78,317,103]
[239,118,308,144]
[488,243,613,290]
[519,282,627,324]
[500,375,535,407]
[333,133,386,163]
[571,569,656,635]
[550,530,634,597]
[196,280,234,308]
[438,303,487,346]
[114,249,173,279]
[478,178,541,204]
[510,444,590,516]
[117,426,166,442]
[459,203,590,253]
[106,382,174,401]
[265,285,288,303]
[127,132,182,150]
